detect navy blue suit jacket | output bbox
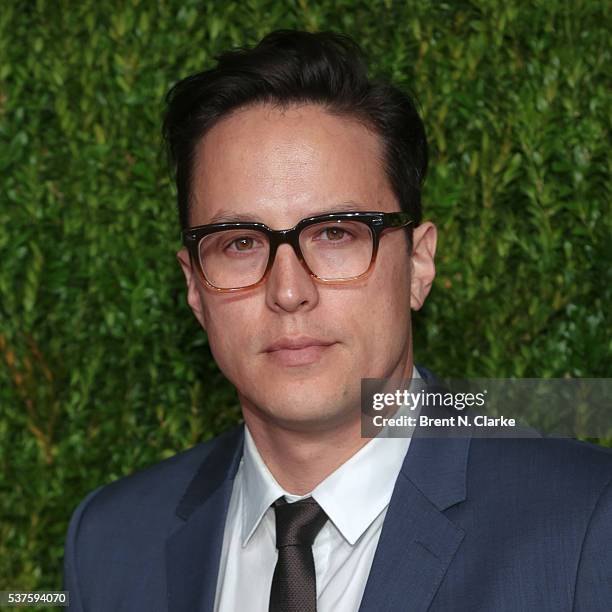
[64,367,612,611]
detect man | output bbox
[64,30,612,611]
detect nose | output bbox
[265,243,319,313]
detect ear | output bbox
[176,247,207,330]
[410,221,437,311]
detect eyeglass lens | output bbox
[198,219,374,289]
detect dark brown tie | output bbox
[269,497,328,612]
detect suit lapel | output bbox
[166,424,244,612]
[359,366,471,612]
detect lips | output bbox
[264,336,337,367]
[265,336,336,352]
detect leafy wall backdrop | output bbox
[1,0,610,596]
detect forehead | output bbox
[190,103,396,227]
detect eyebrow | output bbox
[206,211,263,224]
[205,201,368,224]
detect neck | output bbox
[243,410,370,495]
[241,353,415,495]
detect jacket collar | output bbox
[404,364,471,510]
[167,425,244,612]
[357,365,470,611]
[175,425,244,521]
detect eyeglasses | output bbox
[181,211,414,292]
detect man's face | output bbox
[177,104,436,433]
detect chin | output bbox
[253,390,360,432]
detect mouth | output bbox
[264,336,337,367]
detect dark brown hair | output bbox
[163,29,428,230]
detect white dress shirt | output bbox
[213,368,420,612]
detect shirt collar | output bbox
[241,425,293,546]
[241,366,420,546]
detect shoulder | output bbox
[63,424,243,609]
[467,438,612,607]
[469,436,612,487]
[417,360,612,508]
[465,437,612,528]
[66,424,242,544]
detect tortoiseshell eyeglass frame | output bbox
[181,210,414,292]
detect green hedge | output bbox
[1,0,610,597]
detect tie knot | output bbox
[273,497,328,548]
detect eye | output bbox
[316,226,352,241]
[230,236,256,251]
[220,233,266,253]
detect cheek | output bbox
[370,247,411,312]
[361,254,412,349]
[200,296,258,372]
